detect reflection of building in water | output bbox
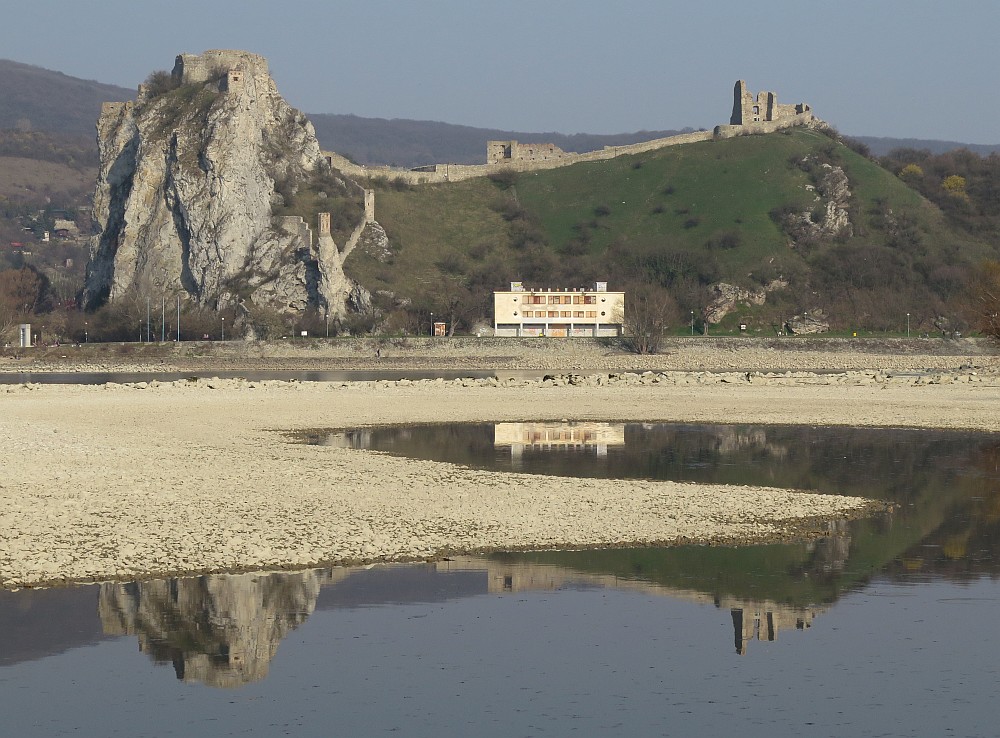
[435,557,828,656]
[99,569,340,688]
[729,602,818,656]
[494,422,625,457]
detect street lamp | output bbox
[84,321,88,343]
[221,316,225,341]
[906,313,910,338]
[690,310,694,336]
[429,312,434,337]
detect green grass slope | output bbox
[346,129,997,333]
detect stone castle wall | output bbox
[487,140,571,164]
[729,80,813,128]
[323,80,819,186]
[324,129,716,185]
[172,50,269,85]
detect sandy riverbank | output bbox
[3,370,999,590]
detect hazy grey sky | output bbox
[2,0,997,143]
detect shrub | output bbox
[488,170,519,190]
[142,70,181,98]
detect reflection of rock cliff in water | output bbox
[99,569,331,687]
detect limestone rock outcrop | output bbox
[785,308,830,335]
[82,50,370,325]
[779,162,853,250]
[703,279,787,325]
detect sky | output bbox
[2,0,998,144]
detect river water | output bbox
[2,422,998,737]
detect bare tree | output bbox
[969,260,1000,339]
[621,283,680,354]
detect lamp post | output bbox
[906,312,910,338]
[221,316,225,342]
[429,312,434,337]
[84,321,88,343]
[690,310,694,336]
[325,310,329,338]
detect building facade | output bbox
[493,282,624,337]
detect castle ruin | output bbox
[486,140,572,165]
[171,49,269,85]
[321,80,822,185]
[726,80,814,130]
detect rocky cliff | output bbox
[82,50,371,329]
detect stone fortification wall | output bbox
[324,129,715,185]
[487,140,572,164]
[172,50,269,85]
[324,81,817,186]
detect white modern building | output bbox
[493,282,624,337]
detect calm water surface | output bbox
[3,422,999,737]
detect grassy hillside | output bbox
[347,129,996,334]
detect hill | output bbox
[344,128,996,335]
[0,59,134,136]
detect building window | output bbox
[523,311,532,318]
[585,311,597,318]
[600,311,606,316]
[548,296,560,304]
[548,311,558,318]
[560,311,571,317]
[574,311,584,318]
[584,295,596,304]
[573,296,582,304]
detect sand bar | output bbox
[3,368,999,589]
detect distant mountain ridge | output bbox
[852,135,1000,157]
[309,113,697,168]
[3,58,999,165]
[0,59,134,135]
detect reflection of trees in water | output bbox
[99,569,332,688]
[322,423,990,506]
[309,423,1000,602]
[881,441,1000,579]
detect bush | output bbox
[488,170,519,190]
[142,70,181,98]
[705,230,742,250]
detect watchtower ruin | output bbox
[730,80,812,126]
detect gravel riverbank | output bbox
[4,366,999,589]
